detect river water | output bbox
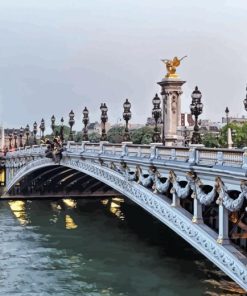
[0,197,245,296]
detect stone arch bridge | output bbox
[3,142,247,291]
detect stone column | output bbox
[158,78,185,146]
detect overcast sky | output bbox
[0,0,247,130]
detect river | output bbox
[0,197,245,295]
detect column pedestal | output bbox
[158,78,186,146]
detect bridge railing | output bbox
[6,144,48,158]
[84,143,101,154]
[5,142,247,170]
[103,143,123,156]
[155,146,190,161]
[196,147,244,167]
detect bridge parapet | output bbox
[5,143,247,171]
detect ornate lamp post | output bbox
[243,84,247,112]
[183,126,190,147]
[51,115,56,136]
[225,106,233,149]
[68,110,75,141]
[82,107,89,141]
[8,133,13,150]
[60,117,64,143]
[152,94,162,143]
[13,130,17,149]
[40,118,45,140]
[19,127,24,147]
[33,121,38,145]
[122,99,132,142]
[190,86,203,144]
[100,103,108,141]
[225,107,229,125]
[25,124,30,146]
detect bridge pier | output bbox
[192,196,203,223]
[217,203,229,244]
[171,192,180,207]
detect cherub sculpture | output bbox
[161,56,187,78]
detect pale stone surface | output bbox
[158,78,186,147]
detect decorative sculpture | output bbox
[152,170,172,194]
[161,55,187,78]
[136,165,154,188]
[216,177,247,212]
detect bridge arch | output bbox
[5,155,247,290]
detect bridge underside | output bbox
[6,165,120,199]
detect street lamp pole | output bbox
[25,124,30,146]
[13,130,17,149]
[190,86,203,145]
[183,126,190,147]
[8,133,13,150]
[123,99,131,142]
[33,122,37,145]
[100,103,108,141]
[60,117,64,143]
[225,106,233,149]
[82,107,89,141]
[51,115,56,137]
[68,110,75,141]
[152,94,162,143]
[19,127,24,148]
[40,119,45,141]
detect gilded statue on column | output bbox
[161,56,187,78]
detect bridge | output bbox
[2,142,247,291]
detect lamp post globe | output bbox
[123,99,131,142]
[190,86,203,145]
[82,107,89,141]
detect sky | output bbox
[0,0,247,131]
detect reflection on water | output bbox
[63,198,77,208]
[1,197,245,295]
[65,214,78,229]
[101,197,125,220]
[8,200,29,225]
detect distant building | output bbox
[146,117,162,126]
[200,119,220,134]
[181,113,194,126]
[222,115,247,124]
[0,127,30,150]
[87,121,111,134]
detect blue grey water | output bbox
[0,197,245,296]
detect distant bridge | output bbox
[3,142,247,291]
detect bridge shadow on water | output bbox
[1,196,246,296]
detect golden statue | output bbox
[161,56,187,78]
